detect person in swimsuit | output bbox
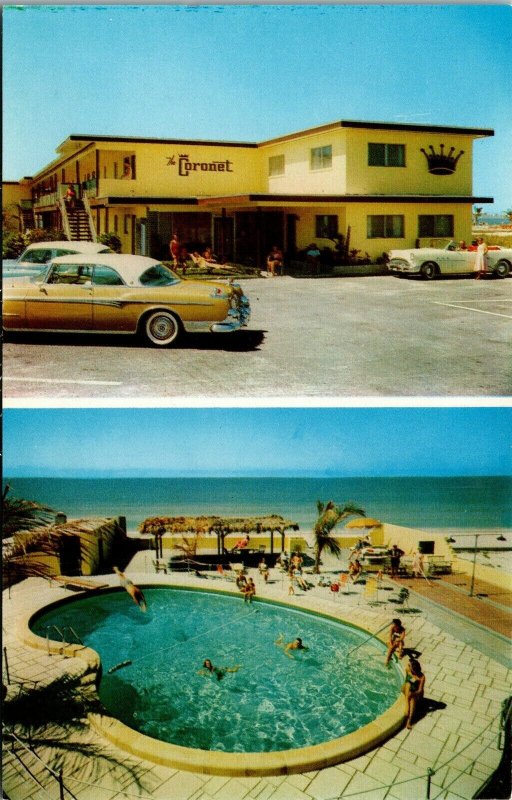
[198,658,241,681]
[242,577,256,603]
[274,634,308,659]
[402,658,425,728]
[113,566,147,612]
[385,618,405,666]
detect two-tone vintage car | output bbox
[387,242,512,280]
[6,241,114,276]
[3,253,250,347]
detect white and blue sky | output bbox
[3,407,511,478]
[3,4,511,212]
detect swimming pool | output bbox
[30,587,404,771]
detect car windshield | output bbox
[139,263,180,286]
[18,248,52,264]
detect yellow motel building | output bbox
[3,119,493,264]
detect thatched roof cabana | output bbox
[3,516,127,584]
[139,514,300,555]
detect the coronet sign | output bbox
[166,154,234,177]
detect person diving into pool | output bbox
[274,634,309,659]
[198,659,242,681]
[113,566,147,612]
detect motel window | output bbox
[269,154,285,176]
[418,215,454,237]
[367,215,404,238]
[315,215,338,238]
[122,155,136,179]
[114,163,118,179]
[310,145,332,171]
[368,143,406,167]
[124,214,130,235]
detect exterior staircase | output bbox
[59,191,97,242]
[67,201,93,240]
[19,200,35,231]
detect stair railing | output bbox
[82,191,97,241]
[58,196,72,241]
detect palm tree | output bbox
[2,484,54,539]
[313,500,365,573]
[473,206,483,225]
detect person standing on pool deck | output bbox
[113,566,147,612]
[242,577,256,603]
[385,618,405,666]
[389,544,404,578]
[402,658,425,729]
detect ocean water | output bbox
[4,476,511,533]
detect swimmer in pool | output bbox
[274,634,308,659]
[113,566,147,612]
[198,658,241,681]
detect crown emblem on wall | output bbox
[420,145,465,175]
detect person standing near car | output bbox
[169,233,180,265]
[474,238,488,279]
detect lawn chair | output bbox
[362,577,380,606]
[328,580,338,598]
[388,587,411,609]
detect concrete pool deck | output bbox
[2,560,510,800]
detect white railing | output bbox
[82,191,97,241]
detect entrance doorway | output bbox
[213,216,234,262]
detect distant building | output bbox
[3,119,493,263]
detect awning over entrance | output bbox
[198,193,494,208]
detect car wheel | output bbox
[494,260,511,279]
[142,310,181,347]
[420,262,437,280]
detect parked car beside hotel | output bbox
[3,253,250,347]
[387,241,512,279]
[4,241,114,278]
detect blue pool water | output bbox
[32,588,401,753]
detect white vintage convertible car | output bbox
[387,242,511,280]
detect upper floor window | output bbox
[368,143,405,167]
[315,215,338,238]
[310,145,332,171]
[418,215,454,237]
[122,155,136,179]
[269,154,285,176]
[367,214,404,239]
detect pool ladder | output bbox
[46,625,83,655]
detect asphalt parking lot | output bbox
[3,274,511,400]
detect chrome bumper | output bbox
[211,294,251,333]
[388,261,418,273]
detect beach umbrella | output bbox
[345,518,382,529]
